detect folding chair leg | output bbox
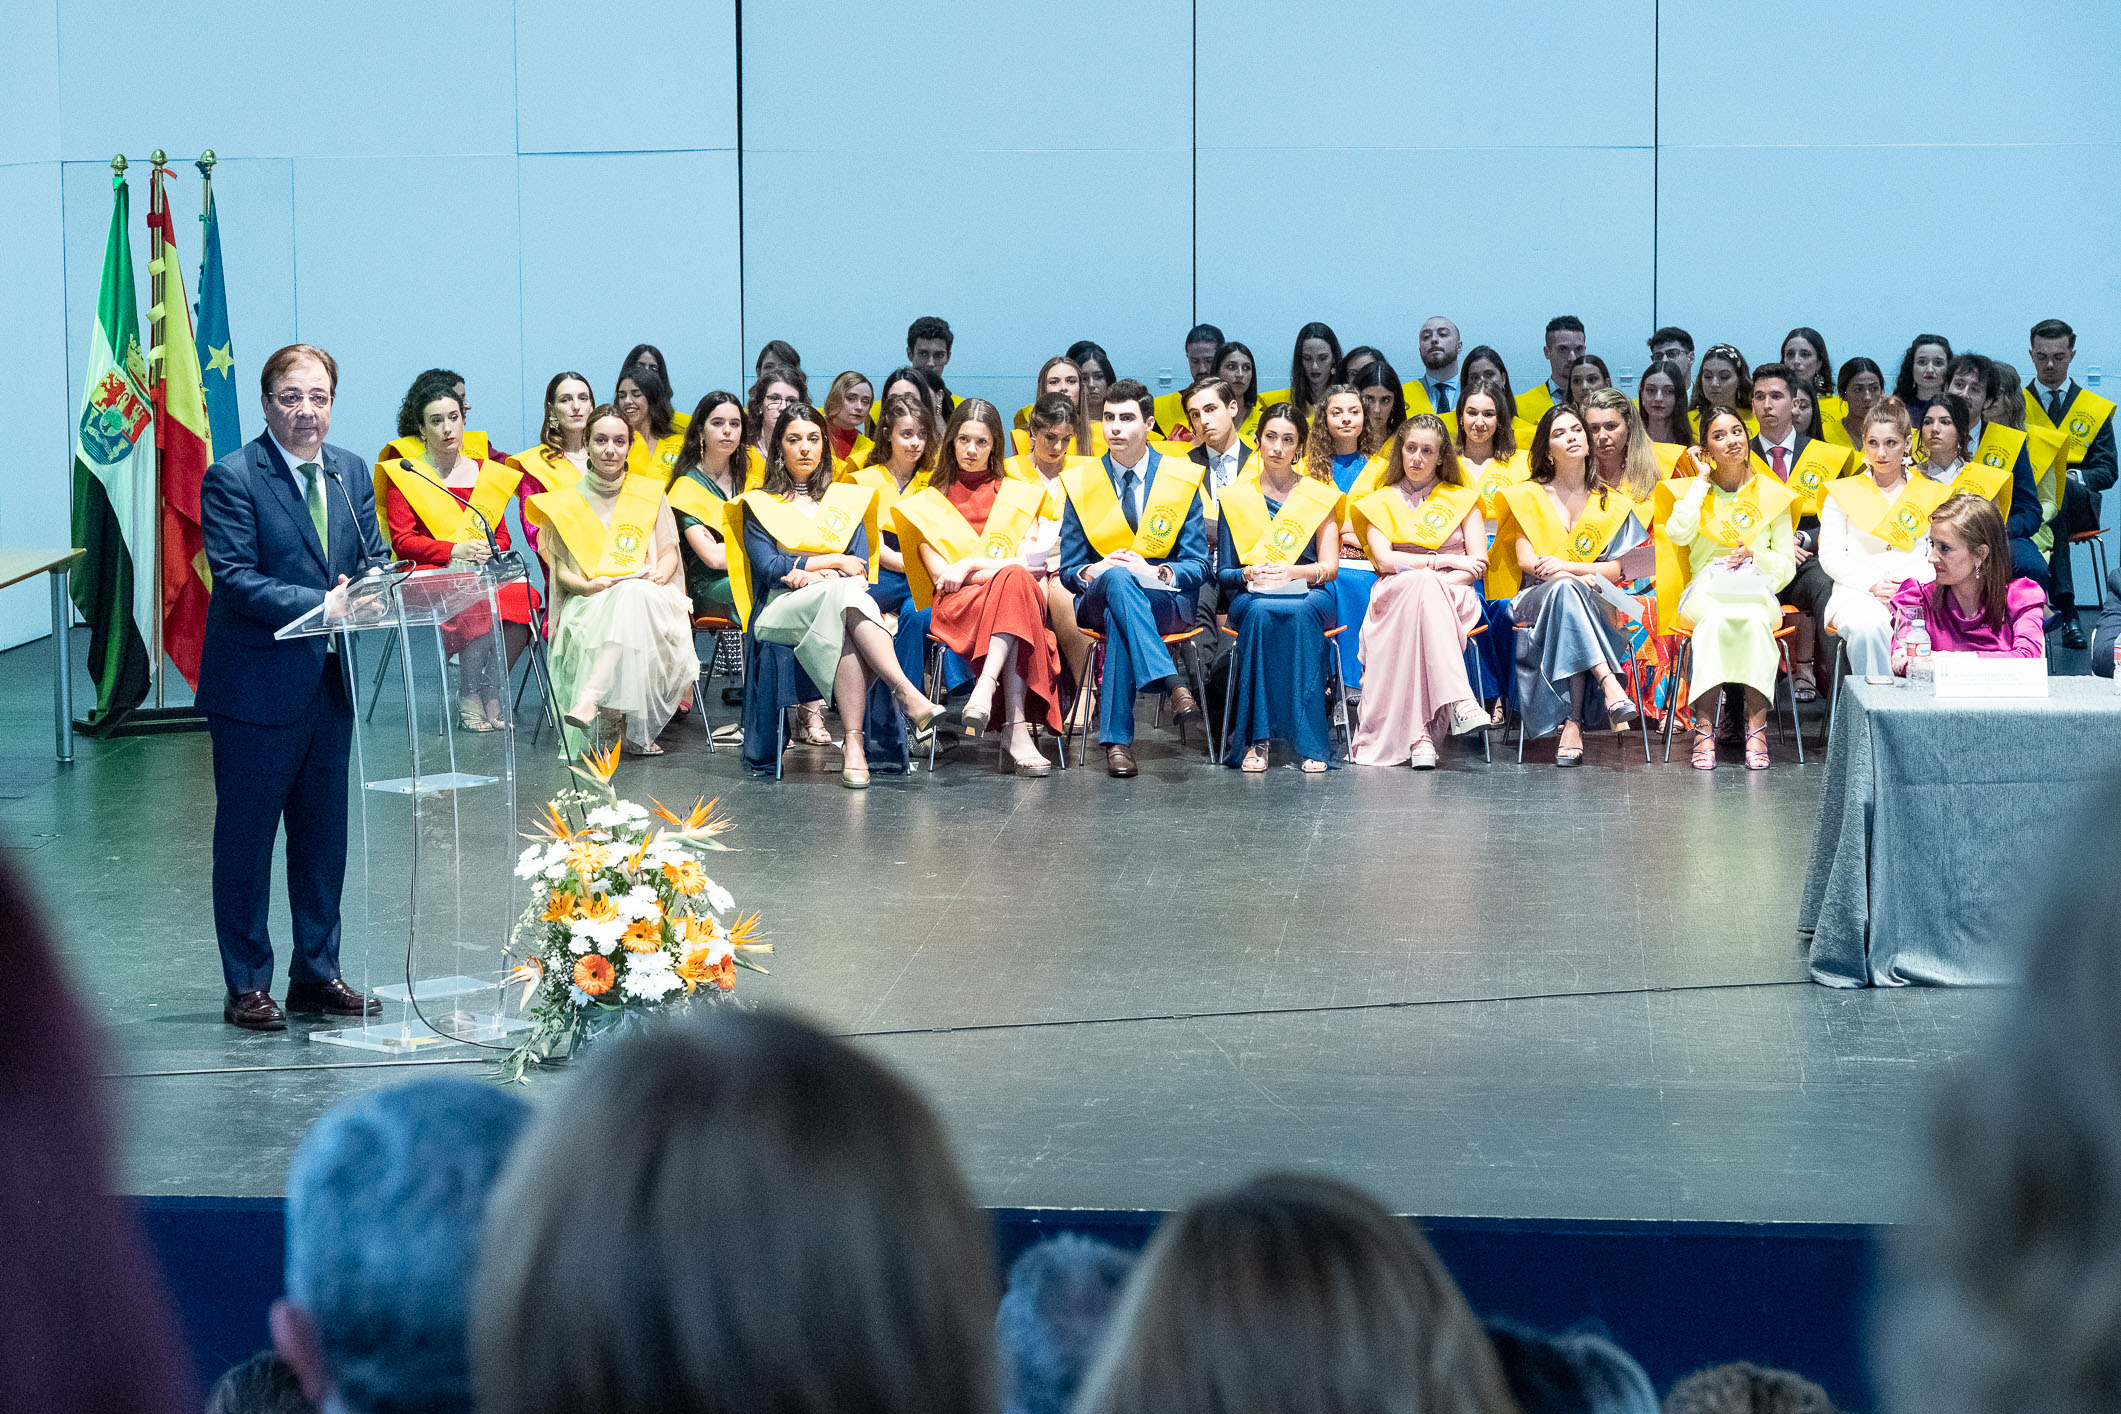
[363,630,398,724]
[1780,641,1804,765]
[1188,641,1213,760]
[1661,642,1691,764]
[1219,637,1238,767]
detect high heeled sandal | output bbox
[1690,724,1718,770]
[1744,723,1770,771]
[1603,691,1639,731]
[794,704,833,746]
[840,738,870,789]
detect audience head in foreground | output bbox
[998,1235,1139,1414]
[472,1006,997,1414]
[1484,1321,1658,1414]
[1663,1362,1840,1414]
[0,850,196,1414]
[206,1351,316,1414]
[1878,779,2121,1414]
[274,1078,529,1414]
[1075,1172,1518,1414]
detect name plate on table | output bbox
[1932,651,2048,698]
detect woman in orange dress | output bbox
[894,399,1062,775]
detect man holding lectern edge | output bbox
[197,343,387,1031]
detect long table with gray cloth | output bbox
[1799,675,2121,987]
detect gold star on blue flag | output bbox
[193,180,241,458]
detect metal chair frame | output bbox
[1061,624,1214,768]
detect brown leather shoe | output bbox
[285,977,383,1017]
[1105,744,1138,778]
[225,990,287,1032]
[1167,686,1203,727]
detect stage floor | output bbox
[2,634,2010,1223]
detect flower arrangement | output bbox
[499,744,768,1080]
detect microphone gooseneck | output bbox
[396,457,525,578]
[322,464,382,573]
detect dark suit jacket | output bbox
[1058,449,1211,597]
[2094,566,2121,678]
[1753,432,1820,542]
[197,434,387,725]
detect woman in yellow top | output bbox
[736,405,945,787]
[532,405,699,756]
[1005,393,1096,692]
[1659,407,1797,770]
[1214,401,1339,772]
[1818,397,1952,680]
[1489,405,1645,766]
[616,365,684,479]
[1349,415,1491,768]
[1457,380,1525,727]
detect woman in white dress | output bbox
[533,405,699,755]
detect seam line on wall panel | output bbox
[512,0,525,450]
[1651,0,1660,329]
[733,0,746,374]
[1190,0,1198,323]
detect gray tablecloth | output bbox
[1799,676,2121,986]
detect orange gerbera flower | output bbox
[541,889,578,923]
[621,916,664,953]
[567,840,614,876]
[661,858,708,895]
[573,954,614,996]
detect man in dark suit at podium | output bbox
[198,344,388,1031]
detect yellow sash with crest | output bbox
[508,443,582,494]
[1216,476,1341,566]
[890,480,1047,609]
[665,470,733,528]
[527,474,667,580]
[851,463,933,519]
[1486,481,1638,599]
[1946,462,2011,512]
[378,430,495,466]
[1468,451,1530,523]
[1003,453,1083,520]
[1350,482,1480,565]
[1971,424,2027,479]
[721,483,881,629]
[1649,474,1796,627]
[626,431,685,479]
[1825,475,1951,552]
[1780,440,1856,519]
[2025,387,2116,465]
[1060,454,1203,559]
[374,456,521,551]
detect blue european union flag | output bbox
[194,179,241,460]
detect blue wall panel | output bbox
[515,0,735,154]
[0,163,74,649]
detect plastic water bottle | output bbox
[1904,612,1934,686]
[2112,637,2120,694]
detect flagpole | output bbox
[148,151,169,708]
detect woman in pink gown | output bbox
[1349,415,1493,767]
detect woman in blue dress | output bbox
[1216,402,1341,772]
[1304,384,1386,695]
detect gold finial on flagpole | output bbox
[197,149,217,175]
[110,154,128,175]
[150,148,168,167]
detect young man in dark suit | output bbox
[198,344,388,1030]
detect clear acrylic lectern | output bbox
[276,561,549,1052]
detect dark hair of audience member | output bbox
[1892,335,1955,403]
[997,1235,1138,1414]
[1877,780,2121,1414]
[1663,1361,1840,1414]
[615,363,677,440]
[206,1351,316,1414]
[395,368,466,439]
[471,1007,996,1414]
[1483,1320,1658,1414]
[1073,1172,1517,1414]
[0,850,196,1414]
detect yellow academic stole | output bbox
[529,474,667,579]
[377,457,521,547]
[1947,462,2011,512]
[1217,476,1340,566]
[1970,424,2027,479]
[2027,425,2069,517]
[1486,480,1638,599]
[2025,387,2116,465]
[889,480,1046,609]
[1060,455,1204,559]
[1825,476,1951,552]
[851,463,933,517]
[1350,482,1480,564]
[1002,453,1077,520]
[1781,440,1856,519]
[626,431,685,479]
[1690,473,1798,548]
[665,471,731,526]
[509,444,582,493]
[1468,452,1529,522]
[381,430,493,465]
[719,483,879,630]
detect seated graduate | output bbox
[1915,393,1976,490]
[1818,397,1953,679]
[892,399,1061,776]
[1833,356,1887,449]
[377,374,536,732]
[1458,380,1526,728]
[1057,377,1211,778]
[1895,333,1952,425]
[528,405,698,756]
[822,370,875,467]
[619,343,681,426]
[1006,392,1098,692]
[1942,352,2050,588]
[1349,413,1492,769]
[1211,340,1264,438]
[616,364,684,479]
[1567,353,1611,403]
[374,365,501,465]
[1182,375,1258,628]
[1488,405,1644,767]
[1686,343,1756,440]
[1750,361,1855,703]
[744,368,807,472]
[664,391,746,622]
[849,391,946,707]
[512,371,593,499]
[1634,360,1688,452]
[1214,401,1340,774]
[1889,493,2048,669]
[1309,384,1387,694]
[1015,357,1102,454]
[1351,360,1410,450]
[1656,407,1797,771]
[735,404,945,787]
[1286,321,1343,423]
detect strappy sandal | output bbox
[1299,757,1327,773]
[1690,723,1717,771]
[1602,690,1639,730]
[1790,669,1819,704]
[794,703,833,745]
[1240,743,1270,773]
[1744,723,1770,771]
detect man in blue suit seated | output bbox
[198,344,388,1031]
[1057,378,1211,777]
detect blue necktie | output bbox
[1120,468,1140,531]
[1434,382,1453,414]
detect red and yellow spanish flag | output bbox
[146,164,211,687]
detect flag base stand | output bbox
[75,705,208,738]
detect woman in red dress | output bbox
[896,399,1062,775]
[379,379,538,729]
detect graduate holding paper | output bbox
[1656,408,1796,771]
[527,404,698,755]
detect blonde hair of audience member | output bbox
[1457,383,1518,465]
[1074,1172,1516,1414]
[1987,361,2028,431]
[471,1008,996,1414]
[822,371,874,439]
[1877,778,2121,1414]
[1860,397,1914,473]
[1382,413,1466,491]
[1581,387,1659,500]
[1034,357,1095,453]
